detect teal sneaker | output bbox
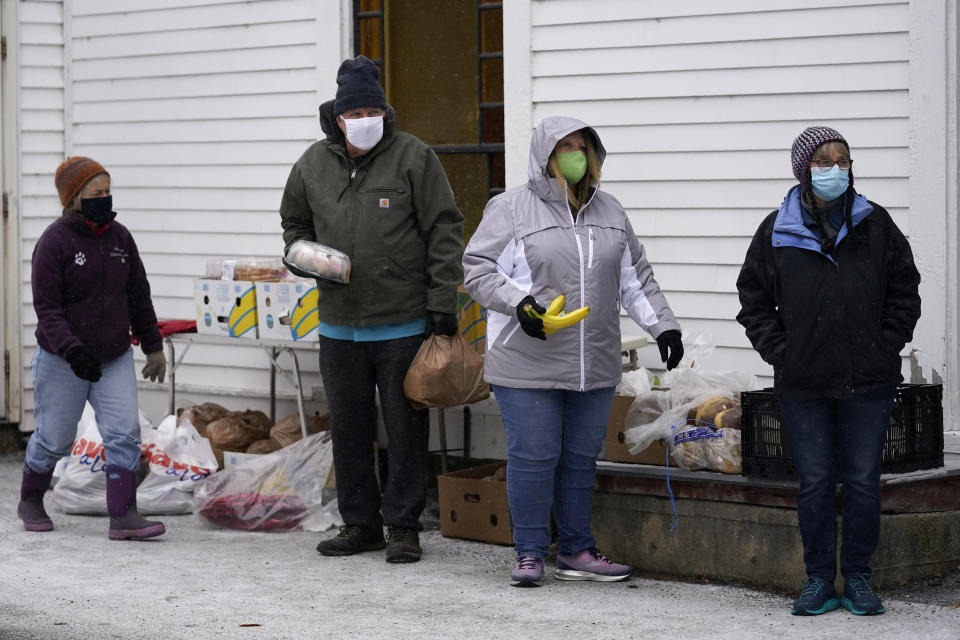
[791,577,841,616]
[841,574,886,615]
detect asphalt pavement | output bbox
[1,453,958,640]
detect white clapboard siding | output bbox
[530,0,910,381]
[19,1,66,429]
[18,0,333,427]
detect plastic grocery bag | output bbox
[403,334,490,409]
[669,424,742,474]
[52,404,112,514]
[193,431,337,532]
[623,368,759,455]
[52,403,154,514]
[137,414,218,515]
[615,367,652,397]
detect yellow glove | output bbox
[141,350,166,383]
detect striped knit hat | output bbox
[54,156,109,206]
[790,126,849,192]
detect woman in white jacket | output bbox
[463,116,683,586]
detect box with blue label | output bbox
[194,278,259,339]
[254,280,319,341]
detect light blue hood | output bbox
[771,186,874,262]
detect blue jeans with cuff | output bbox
[493,384,616,559]
[777,387,896,581]
[27,346,142,474]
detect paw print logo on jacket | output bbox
[74,252,86,266]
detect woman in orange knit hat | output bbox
[18,157,168,540]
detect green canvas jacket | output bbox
[280,101,464,327]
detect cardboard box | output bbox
[194,278,259,339]
[603,394,676,466]
[437,462,512,545]
[255,281,319,341]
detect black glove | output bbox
[424,312,459,337]
[516,295,547,340]
[656,330,684,371]
[65,346,102,382]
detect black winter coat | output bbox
[736,191,921,399]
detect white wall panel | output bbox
[525,0,911,386]
[16,0,341,427]
[19,1,66,429]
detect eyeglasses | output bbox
[810,158,852,170]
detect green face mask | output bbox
[557,150,587,184]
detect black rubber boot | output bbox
[105,465,165,540]
[17,463,54,532]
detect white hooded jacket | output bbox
[462,116,680,391]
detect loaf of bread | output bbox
[695,395,736,427]
[714,406,742,430]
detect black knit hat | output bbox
[333,56,386,117]
[791,126,851,192]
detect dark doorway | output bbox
[354,1,505,242]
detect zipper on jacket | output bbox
[346,154,375,322]
[570,203,587,391]
[98,238,106,356]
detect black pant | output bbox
[318,334,428,530]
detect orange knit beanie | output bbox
[54,156,109,206]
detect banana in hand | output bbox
[524,294,590,335]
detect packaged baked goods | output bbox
[232,258,286,281]
[670,424,741,474]
[714,406,742,430]
[283,239,351,284]
[694,395,736,427]
[204,258,226,279]
[204,257,286,281]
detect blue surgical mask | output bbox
[810,166,849,201]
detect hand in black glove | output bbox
[516,295,547,340]
[65,346,102,382]
[656,330,684,371]
[424,312,459,337]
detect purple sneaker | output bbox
[511,556,544,587]
[555,548,632,582]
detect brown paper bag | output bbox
[403,334,490,409]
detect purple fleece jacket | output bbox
[32,210,162,361]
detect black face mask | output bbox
[78,195,116,226]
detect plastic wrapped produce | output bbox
[283,239,351,284]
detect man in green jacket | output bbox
[280,56,464,563]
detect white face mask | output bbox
[341,115,384,151]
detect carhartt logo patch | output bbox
[379,198,390,208]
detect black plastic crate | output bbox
[740,384,944,480]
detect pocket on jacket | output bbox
[780,330,823,388]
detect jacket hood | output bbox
[528,116,606,200]
[318,99,397,146]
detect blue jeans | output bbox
[26,347,142,473]
[493,384,616,559]
[778,387,896,580]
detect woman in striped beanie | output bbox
[18,156,168,541]
[735,127,921,616]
